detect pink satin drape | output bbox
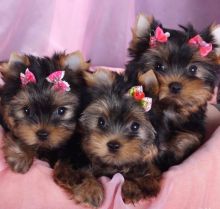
[0,0,220,67]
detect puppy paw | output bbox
[53,162,104,208]
[74,178,104,208]
[53,161,76,187]
[122,180,143,204]
[4,142,33,173]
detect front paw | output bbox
[122,180,143,204]
[5,153,33,173]
[53,161,76,187]
[53,163,104,208]
[74,178,104,208]
[4,143,33,173]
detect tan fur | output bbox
[53,66,161,206]
[169,132,201,160]
[138,70,159,96]
[0,52,30,79]
[143,144,158,161]
[60,51,90,71]
[2,106,15,130]
[1,51,86,175]
[122,179,143,204]
[3,133,35,173]
[3,90,76,148]
[122,172,161,204]
[83,132,146,166]
[158,74,212,116]
[83,68,116,87]
[54,161,104,208]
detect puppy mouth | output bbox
[101,154,124,166]
[27,139,52,149]
[99,150,142,166]
[159,91,181,100]
[102,149,120,159]
[37,140,51,147]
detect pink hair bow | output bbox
[150,26,170,48]
[188,35,212,57]
[20,68,36,86]
[46,71,70,92]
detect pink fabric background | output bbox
[0,124,220,209]
[0,1,220,209]
[0,0,220,67]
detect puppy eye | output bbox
[57,107,67,116]
[97,117,106,129]
[130,122,140,132]
[188,65,197,75]
[23,106,30,116]
[155,63,165,72]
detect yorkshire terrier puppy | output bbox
[53,69,161,207]
[126,14,220,171]
[0,51,89,173]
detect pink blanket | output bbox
[0,1,220,208]
[0,124,220,209]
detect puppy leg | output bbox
[53,161,104,208]
[137,175,161,198]
[122,179,143,204]
[169,132,201,162]
[3,133,34,173]
[158,131,202,170]
[122,168,161,204]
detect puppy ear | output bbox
[83,68,116,87]
[0,52,29,79]
[133,14,153,38]
[129,14,155,56]
[61,51,90,71]
[9,52,29,66]
[138,70,159,97]
[210,24,220,56]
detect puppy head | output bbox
[80,69,157,166]
[0,51,89,148]
[128,14,220,114]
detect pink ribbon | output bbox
[46,71,70,92]
[150,26,170,48]
[20,68,36,86]
[188,35,212,57]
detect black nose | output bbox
[169,82,182,94]
[36,130,49,141]
[107,141,121,153]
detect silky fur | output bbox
[0,51,89,173]
[53,69,161,207]
[126,15,220,171]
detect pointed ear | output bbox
[133,14,153,38]
[83,68,116,87]
[138,70,159,97]
[61,51,90,71]
[210,24,220,56]
[0,52,29,78]
[129,14,154,55]
[9,52,29,66]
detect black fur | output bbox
[126,19,220,171]
[0,53,88,170]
